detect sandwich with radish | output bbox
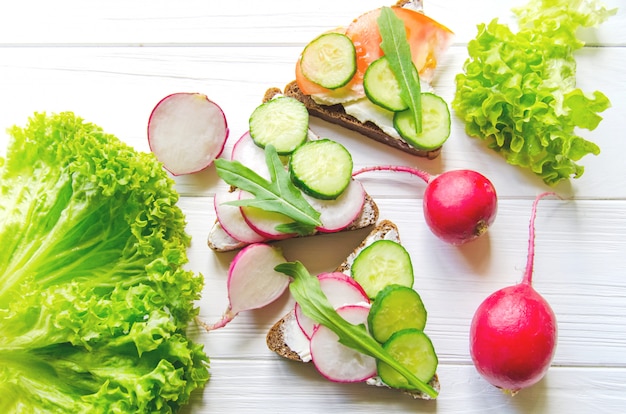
[266,220,440,399]
[207,90,380,252]
[278,0,454,158]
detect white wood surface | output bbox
[1,1,625,412]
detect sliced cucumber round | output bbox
[300,32,357,90]
[368,284,427,344]
[351,240,414,299]
[393,92,451,150]
[377,329,438,388]
[289,139,353,200]
[249,96,309,155]
[363,56,418,112]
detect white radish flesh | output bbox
[214,189,266,244]
[148,92,228,175]
[204,243,289,330]
[305,179,367,233]
[309,304,377,383]
[231,131,271,180]
[239,191,296,240]
[295,272,370,338]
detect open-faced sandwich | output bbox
[267,219,440,399]
[207,90,379,252]
[278,0,454,158]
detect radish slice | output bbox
[214,189,266,244]
[295,272,370,338]
[239,191,296,240]
[304,179,367,233]
[310,304,377,383]
[148,92,228,175]
[205,243,289,330]
[231,131,271,180]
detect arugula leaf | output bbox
[214,145,321,236]
[276,261,439,399]
[377,6,422,134]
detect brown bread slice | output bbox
[266,219,441,399]
[281,81,442,159]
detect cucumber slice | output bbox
[368,284,427,344]
[289,139,353,200]
[300,32,357,90]
[363,57,418,112]
[393,92,450,150]
[351,240,414,299]
[249,96,309,155]
[377,329,438,388]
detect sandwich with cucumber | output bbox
[278,0,454,158]
[267,219,440,399]
[207,91,379,252]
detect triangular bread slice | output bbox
[207,89,380,252]
[266,219,441,399]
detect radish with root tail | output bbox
[148,92,229,175]
[469,192,560,395]
[353,165,497,244]
[201,243,289,331]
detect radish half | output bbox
[231,131,270,180]
[148,92,228,175]
[203,243,289,330]
[214,189,266,244]
[309,304,377,383]
[295,272,370,338]
[239,191,297,240]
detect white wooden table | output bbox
[1,1,625,412]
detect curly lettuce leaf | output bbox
[0,112,208,413]
[453,0,616,185]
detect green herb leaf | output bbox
[378,6,422,134]
[214,145,321,235]
[276,261,439,399]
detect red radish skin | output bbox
[148,92,229,175]
[469,192,559,395]
[353,166,497,244]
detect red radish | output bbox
[214,189,266,244]
[148,92,228,175]
[469,192,558,395]
[353,165,497,245]
[202,243,289,331]
[304,180,367,233]
[295,272,370,338]
[309,304,377,382]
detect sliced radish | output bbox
[148,92,229,175]
[310,304,377,383]
[239,191,297,240]
[214,189,266,244]
[231,131,271,180]
[304,179,367,233]
[295,272,370,338]
[204,243,289,330]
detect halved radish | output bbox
[309,304,377,382]
[295,272,370,338]
[214,189,266,244]
[231,131,271,180]
[304,179,366,233]
[148,92,229,175]
[203,243,289,330]
[239,191,297,240]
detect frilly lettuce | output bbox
[453,0,616,185]
[0,112,208,413]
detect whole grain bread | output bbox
[265,219,441,399]
[281,81,442,159]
